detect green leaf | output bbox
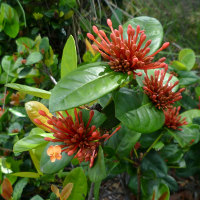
[123,16,163,55]
[178,70,200,86]
[160,144,183,164]
[1,55,15,76]
[142,152,167,178]
[39,37,49,52]
[11,172,40,178]
[2,3,19,38]
[30,195,44,200]
[167,125,200,148]
[26,52,43,65]
[113,88,165,133]
[151,183,170,200]
[29,146,45,175]
[13,129,52,153]
[178,48,195,71]
[6,83,51,99]
[105,125,141,157]
[170,61,187,71]
[40,142,73,174]
[16,37,35,51]
[180,109,200,124]
[50,63,127,112]
[61,35,77,78]
[13,178,28,200]
[63,167,87,200]
[88,146,106,182]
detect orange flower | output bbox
[47,145,62,162]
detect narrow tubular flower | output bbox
[164,106,188,130]
[34,108,121,168]
[143,68,185,110]
[87,19,169,77]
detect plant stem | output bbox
[143,133,163,158]
[137,166,141,200]
[134,148,139,159]
[15,0,27,27]
[88,182,94,200]
[123,157,136,165]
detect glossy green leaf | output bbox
[180,109,200,124]
[26,52,43,65]
[142,152,168,178]
[167,124,200,148]
[40,142,73,174]
[178,48,195,71]
[123,16,163,55]
[11,172,40,178]
[160,144,183,164]
[13,178,28,200]
[136,69,179,92]
[151,183,170,200]
[13,128,53,153]
[113,88,165,133]
[170,61,187,71]
[61,35,77,78]
[105,125,141,157]
[6,83,51,99]
[178,70,200,86]
[88,146,106,182]
[50,63,127,112]
[63,167,87,200]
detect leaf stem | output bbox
[143,133,163,158]
[15,0,27,27]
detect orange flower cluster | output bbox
[34,108,120,167]
[143,68,185,110]
[87,19,169,77]
[164,106,188,130]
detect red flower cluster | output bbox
[87,19,169,77]
[164,106,188,130]
[34,108,120,168]
[143,68,185,110]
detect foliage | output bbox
[0,1,200,200]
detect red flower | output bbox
[143,68,185,110]
[34,108,121,168]
[87,19,169,77]
[164,106,188,130]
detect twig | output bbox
[143,133,163,158]
[43,64,57,85]
[108,1,133,18]
[137,167,141,200]
[104,0,121,25]
[88,182,94,200]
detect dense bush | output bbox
[0,1,200,200]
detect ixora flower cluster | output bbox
[34,108,121,168]
[87,19,169,77]
[88,19,187,130]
